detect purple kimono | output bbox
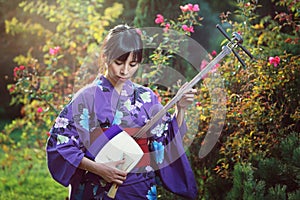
[46,75,197,199]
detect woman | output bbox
[46,24,197,199]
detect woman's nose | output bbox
[121,64,129,75]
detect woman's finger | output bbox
[114,159,125,169]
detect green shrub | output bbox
[214,0,299,178]
[180,0,299,199]
[226,132,300,200]
[2,0,123,155]
[1,0,122,198]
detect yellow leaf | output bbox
[258,32,265,45]
[104,3,123,19]
[200,114,207,121]
[70,41,77,48]
[252,23,264,30]
[2,145,9,153]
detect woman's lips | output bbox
[118,76,128,81]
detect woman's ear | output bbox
[101,54,107,63]
[102,55,110,67]
[99,54,109,75]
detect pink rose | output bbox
[200,59,219,79]
[269,56,280,67]
[189,26,194,33]
[211,50,217,56]
[200,60,208,70]
[155,14,164,24]
[180,5,189,12]
[9,85,15,93]
[13,67,19,77]
[200,60,208,79]
[180,4,200,12]
[187,4,194,11]
[14,67,19,72]
[182,25,194,33]
[49,46,61,55]
[164,23,171,32]
[193,4,200,12]
[19,65,25,70]
[37,107,43,113]
[136,28,142,35]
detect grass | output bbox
[0,147,68,199]
[0,145,186,199]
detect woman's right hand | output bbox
[79,157,127,185]
[95,160,127,185]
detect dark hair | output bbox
[102,24,143,64]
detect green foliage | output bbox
[226,163,265,200]
[1,0,123,197]
[2,0,123,150]
[137,2,202,87]
[186,0,299,199]
[0,147,68,199]
[226,132,300,200]
[134,0,181,27]
[214,0,300,179]
[255,132,300,194]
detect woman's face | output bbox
[106,52,139,87]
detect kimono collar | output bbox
[98,75,135,96]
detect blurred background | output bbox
[0,0,299,199]
[1,0,243,125]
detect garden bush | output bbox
[226,132,300,200]
[189,0,299,199]
[2,0,123,148]
[1,0,122,198]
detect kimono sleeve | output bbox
[46,102,86,187]
[46,85,101,186]
[148,91,198,199]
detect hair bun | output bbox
[111,24,131,34]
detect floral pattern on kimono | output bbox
[46,75,196,199]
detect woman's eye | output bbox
[129,61,138,67]
[114,61,123,65]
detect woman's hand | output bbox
[175,84,197,126]
[96,160,127,185]
[176,88,197,111]
[79,157,127,185]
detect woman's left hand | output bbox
[177,88,197,110]
[175,85,197,126]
